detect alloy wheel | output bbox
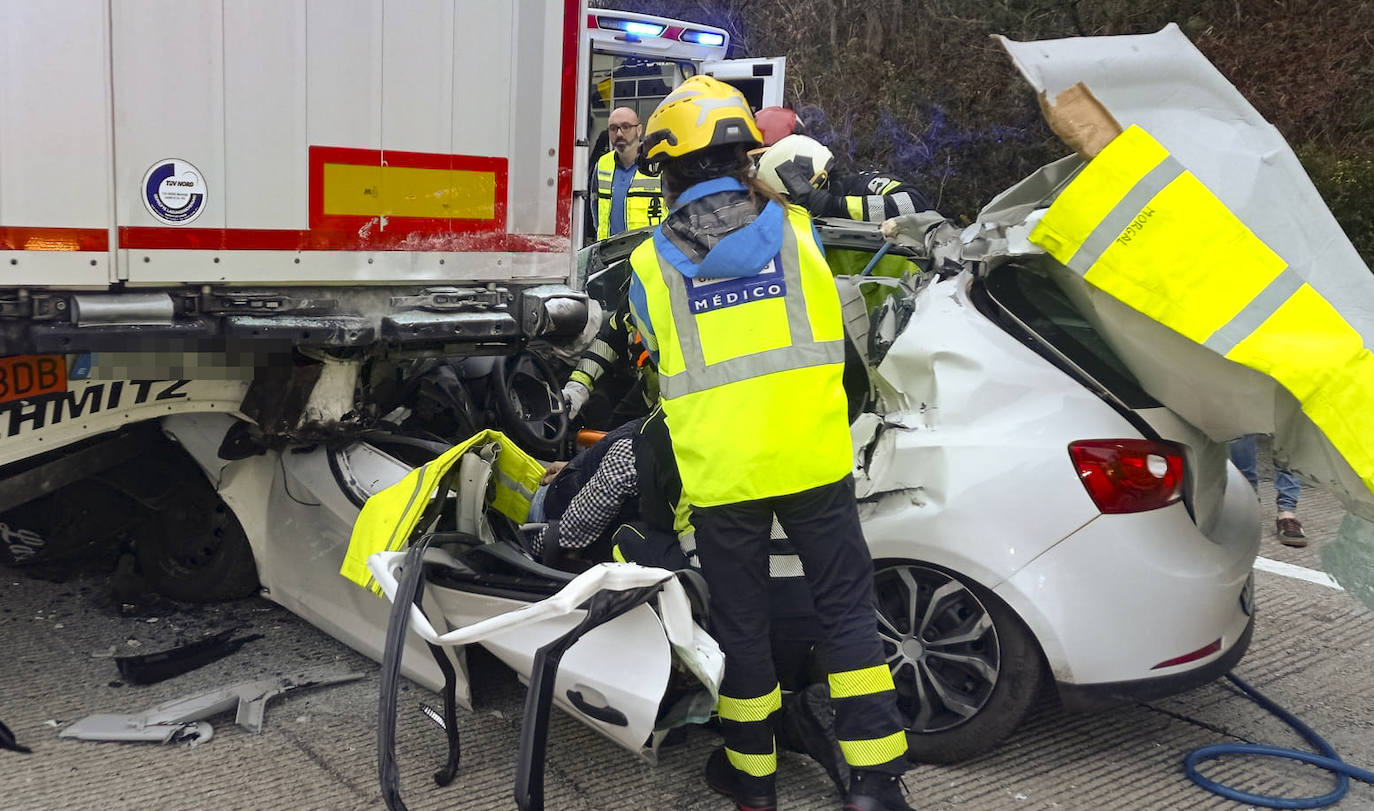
[874,563,1001,733]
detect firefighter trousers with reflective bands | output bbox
[694,475,909,782]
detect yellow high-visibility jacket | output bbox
[596,150,664,240]
[1030,124,1374,500]
[629,202,852,507]
[340,429,546,595]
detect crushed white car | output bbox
[8,22,1374,780]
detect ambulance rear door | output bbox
[702,57,788,110]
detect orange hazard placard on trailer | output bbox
[308,147,508,233]
[0,354,67,405]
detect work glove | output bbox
[774,161,819,208]
[775,160,842,218]
[562,380,590,420]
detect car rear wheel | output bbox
[873,561,1044,764]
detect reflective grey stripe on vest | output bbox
[597,180,660,194]
[602,190,663,200]
[596,163,660,197]
[1064,155,1185,276]
[658,341,844,398]
[385,462,431,552]
[1203,265,1304,355]
[493,467,535,501]
[657,217,845,399]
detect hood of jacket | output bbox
[653,177,784,280]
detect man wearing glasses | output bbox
[594,107,664,240]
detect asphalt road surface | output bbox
[3,474,1373,810]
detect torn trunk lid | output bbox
[967,24,1374,528]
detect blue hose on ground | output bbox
[1184,673,1374,808]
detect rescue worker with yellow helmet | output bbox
[627,75,914,811]
[757,133,932,223]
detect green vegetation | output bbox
[593,0,1374,265]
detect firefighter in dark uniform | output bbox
[757,133,932,223]
[560,286,657,428]
[627,75,914,811]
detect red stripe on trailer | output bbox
[0,227,109,252]
[117,228,566,253]
[557,0,580,238]
[118,142,579,252]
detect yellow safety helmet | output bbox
[638,75,762,176]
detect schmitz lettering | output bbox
[687,256,786,314]
[0,380,189,437]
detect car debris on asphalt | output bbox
[58,667,364,745]
[113,628,264,685]
[0,720,32,754]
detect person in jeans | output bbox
[1230,434,1304,546]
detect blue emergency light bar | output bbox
[598,18,666,37]
[681,30,726,47]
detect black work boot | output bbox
[844,769,915,811]
[704,747,777,811]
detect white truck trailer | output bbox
[0,0,777,697]
[0,0,593,592]
[0,2,780,469]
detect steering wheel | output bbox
[492,351,569,457]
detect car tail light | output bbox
[1068,439,1185,514]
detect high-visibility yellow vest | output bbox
[596,150,664,240]
[339,429,546,595]
[1030,124,1374,497]
[629,204,852,507]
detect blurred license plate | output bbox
[0,354,67,404]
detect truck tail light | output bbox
[1068,439,1185,514]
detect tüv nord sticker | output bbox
[142,159,207,224]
